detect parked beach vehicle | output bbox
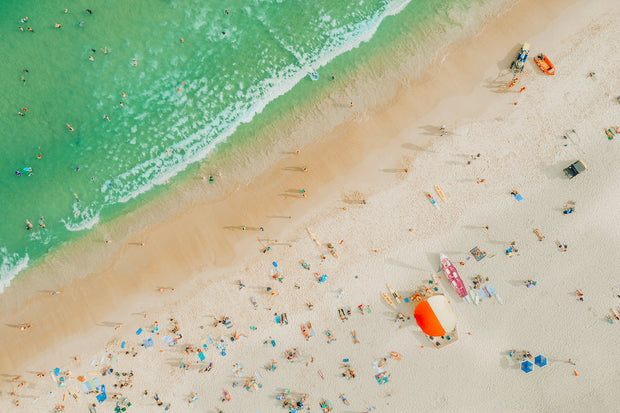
[510,42,530,73]
[563,160,587,179]
[534,53,555,75]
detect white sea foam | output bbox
[59,0,421,228]
[62,202,101,232]
[0,248,29,294]
[91,0,413,208]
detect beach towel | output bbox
[121,341,126,349]
[512,193,524,201]
[486,284,503,304]
[143,338,154,348]
[96,392,106,403]
[162,335,175,346]
[81,381,92,393]
[198,352,205,361]
[470,246,486,261]
[136,328,143,335]
[375,373,389,384]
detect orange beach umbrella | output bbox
[414,295,456,337]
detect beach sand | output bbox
[1,0,619,411]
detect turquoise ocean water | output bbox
[0,0,501,291]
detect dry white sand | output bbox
[1,0,618,412]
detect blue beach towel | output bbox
[136,328,143,335]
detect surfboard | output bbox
[381,292,396,309]
[307,228,321,247]
[426,193,440,210]
[434,185,447,202]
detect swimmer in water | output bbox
[26,220,33,230]
[39,218,45,228]
[66,124,74,131]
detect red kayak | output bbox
[440,253,469,300]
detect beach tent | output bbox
[535,355,547,367]
[521,360,534,373]
[413,295,456,337]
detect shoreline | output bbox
[0,0,516,324]
[0,0,612,391]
